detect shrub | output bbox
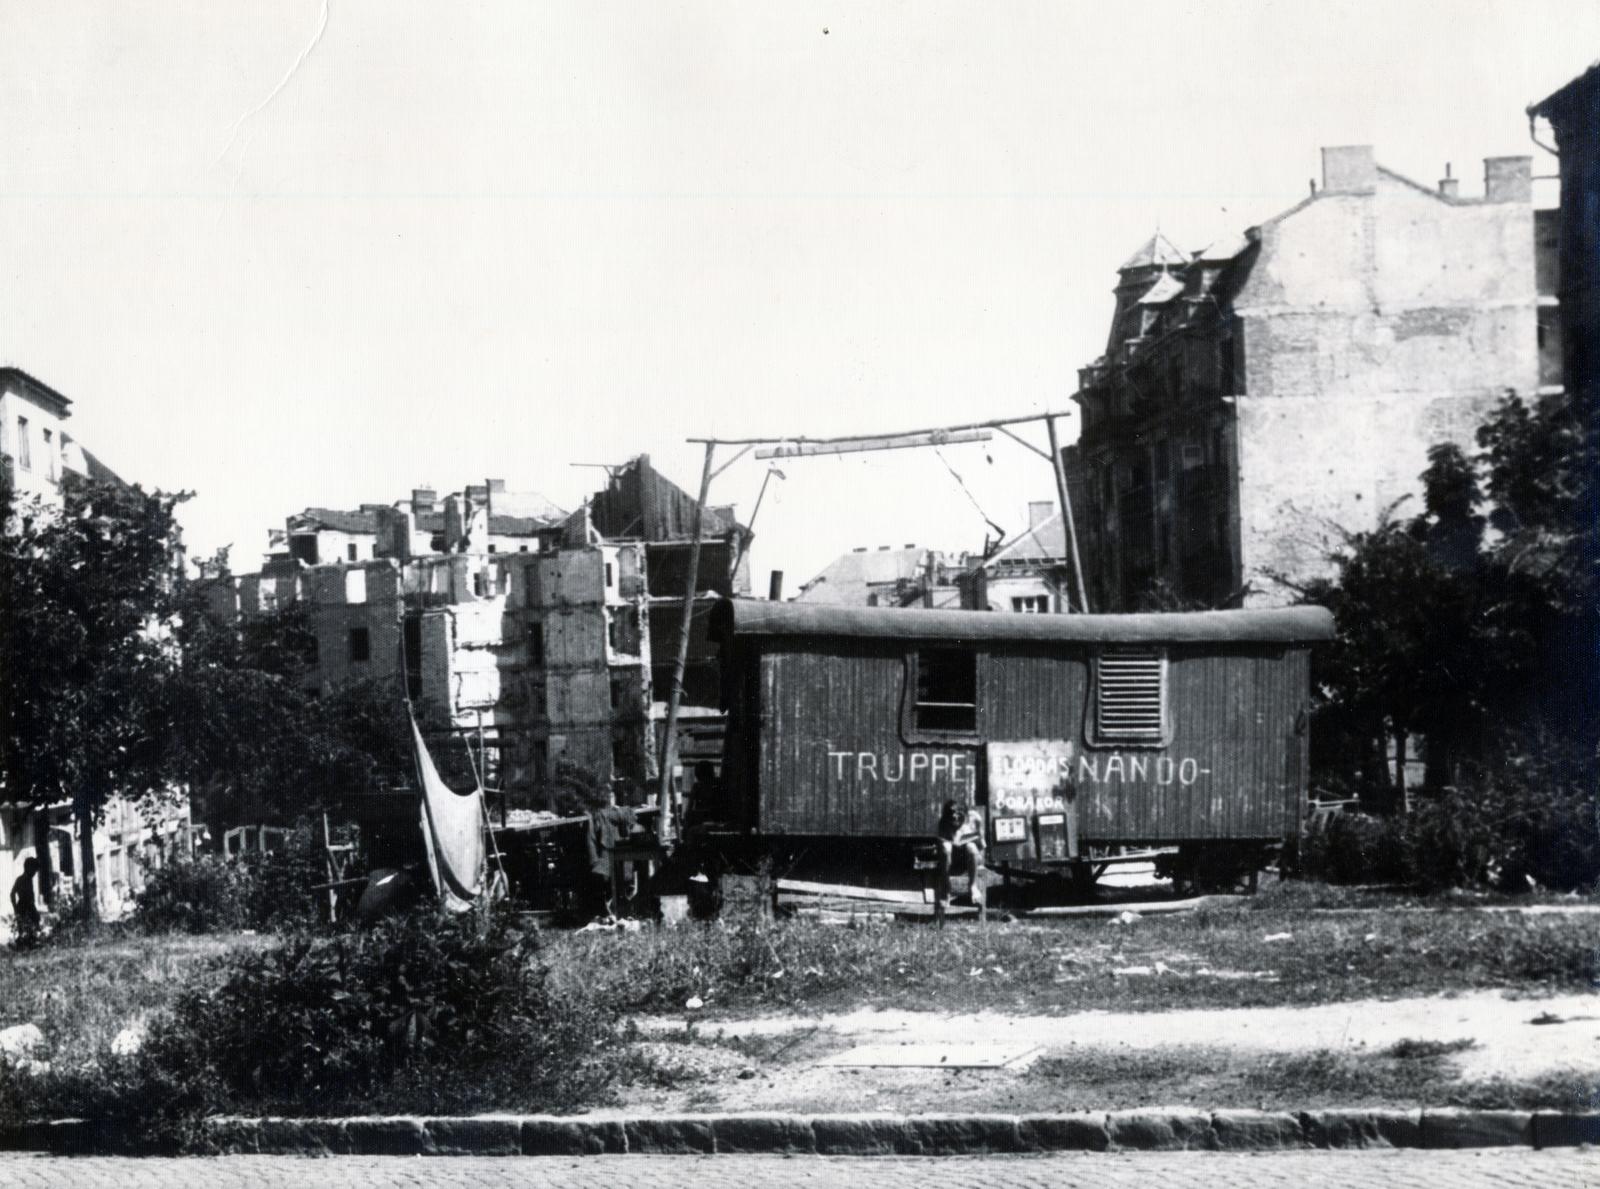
[235,826,326,930]
[134,854,252,934]
[134,823,331,935]
[1403,748,1599,893]
[1300,809,1407,885]
[157,907,620,1115]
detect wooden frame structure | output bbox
[654,409,1092,841]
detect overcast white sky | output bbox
[2,2,1595,586]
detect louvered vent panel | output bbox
[1096,650,1165,742]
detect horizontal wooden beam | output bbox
[755,428,992,459]
[688,404,1078,448]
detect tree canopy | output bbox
[1294,391,1598,801]
[1,474,188,819]
[2,470,415,916]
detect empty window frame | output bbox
[909,647,979,735]
[1091,648,1167,745]
[403,615,423,700]
[1011,595,1049,614]
[348,626,371,663]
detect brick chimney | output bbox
[374,506,413,562]
[1438,163,1459,199]
[1483,156,1532,203]
[444,493,484,553]
[1029,500,1055,528]
[1321,145,1376,194]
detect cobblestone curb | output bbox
[1,1109,1594,1156]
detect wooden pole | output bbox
[1046,415,1091,614]
[656,441,716,844]
[687,405,1077,447]
[754,429,992,459]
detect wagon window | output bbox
[1093,648,1167,744]
[912,648,978,734]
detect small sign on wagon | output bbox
[986,739,1078,862]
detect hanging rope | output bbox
[934,447,1007,543]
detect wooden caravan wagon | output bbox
[692,600,1334,899]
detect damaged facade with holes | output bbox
[1066,145,1557,611]
[693,601,1332,896]
[204,456,750,822]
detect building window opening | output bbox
[15,415,29,471]
[403,615,423,700]
[1538,306,1564,389]
[527,621,544,667]
[912,648,978,734]
[1011,595,1049,613]
[42,428,55,480]
[347,543,358,562]
[1092,648,1167,745]
[608,607,642,657]
[348,627,371,663]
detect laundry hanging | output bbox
[411,714,485,912]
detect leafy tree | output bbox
[167,584,413,829]
[2,471,416,920]
[1475,391,1599,743]
[1295,391,1598,806]
[0,471,189,917]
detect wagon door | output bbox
[985,740,1078,863]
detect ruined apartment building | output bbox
[1067,145,1554,611]
[211,457,750,806]
[212,535,654,805]
[276,481,568,565]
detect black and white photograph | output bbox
[0,3,1596,1185]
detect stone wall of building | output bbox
[1071,146,1541,611]
[1231,160,1537,602]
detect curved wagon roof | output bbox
[716,599,1334,645]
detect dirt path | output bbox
[645,990,1600,1081]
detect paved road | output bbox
[0,1151,1591,1188]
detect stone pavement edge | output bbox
[1,1107,1596,1156]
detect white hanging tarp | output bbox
[411,715,485,912]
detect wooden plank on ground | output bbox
[777,878,927,905]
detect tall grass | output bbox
[544,899,1600,1016]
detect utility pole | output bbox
[656,442,717,844]
[1045,415,1091,613]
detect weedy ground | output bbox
[542,881,1600,1018]
[2,881,1595,1126]
[612,1027,1597,1116]
[0,932,263,1067]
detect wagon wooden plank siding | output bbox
[706,602,1333,891]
